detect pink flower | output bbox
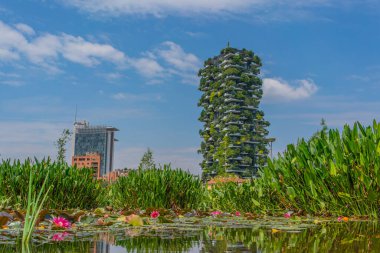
[52,232,69,241]
[235,211,241,216]
[150,210,160,219]
[52,217,71,229]
[211,211,222,216]
[284,212,292,219]
[337,216,343,222]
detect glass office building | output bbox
[73,121,118,177]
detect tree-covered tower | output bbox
[198,46,270,179]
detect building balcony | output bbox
[226,121,243,125]
[229,157,243,160]
[225,98,243,103]
[226,75,240,80]
[225,109,241,114]
[223,53,234,58]
[245,140,260,144]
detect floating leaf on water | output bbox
[93,208,105,216]
[158,216,174,224]
[126,214,144,227]
[0,212,12,226]
[117,215,126,222]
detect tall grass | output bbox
[209,121,380,217]
[0,159,105,210]
[110,165,206,210]
[22,168,51,244]
[208,181,257,213]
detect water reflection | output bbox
[1,221,380,252]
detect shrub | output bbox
[0,159,105,210]
[110,165,206,210]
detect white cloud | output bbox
[0,21,201,85]
[111,92,162,102]
[14,23,35,36]
[125,41,201,84]
[156,41,200,72]
[263,78,318,101]
[0,20,126,70]
[155,41,201,84]
[62,0,358,20]
[64,0,254,17]
[61,34,125,66]
[127,57,165,78]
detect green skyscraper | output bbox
[198,46,271,179]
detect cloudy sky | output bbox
[1,0,379,174]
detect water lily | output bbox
[235,211,241,216]
[52,217,71,229]
[211,211,222,216]
[52,232,69,241]
[284,212,292,219]
[150,210,160,219]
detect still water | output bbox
[1,220,379,252]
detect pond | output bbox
[1,217,379,252]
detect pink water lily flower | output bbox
[52,232,69,241]
[235,211,241,216]
[211,211,222,216]
[150,210,160,219]
[284,212,292,219]
[52,217,71,229]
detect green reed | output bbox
[22,166,51,244]
[110,165,206,210]
[0,158,105,210]
[209,121,380,217]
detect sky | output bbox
[0,0,380,174]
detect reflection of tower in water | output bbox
[92,233,115,253]
[93,241,110,253]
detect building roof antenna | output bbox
[74,104,78,124]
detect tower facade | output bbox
[198,46,270,179]
[72,121,118,177]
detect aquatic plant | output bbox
[52,232,69,241]
[110,165,206,210]
[22,167,51,244]
[209,121,380,218]
[211,211,222,216]
[0,159,105,210]
[150,211,160,219]
[52,217,71,229]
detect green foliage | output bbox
[110,165,206,210]
[139,148,155,170]
[209,121,380,218]
[0,159,105,210]
[55,129,72,164]
[22,168,51,244]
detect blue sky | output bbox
[0,0,380,174]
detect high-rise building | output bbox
[72,121,118,177]
[198,46,271,179]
